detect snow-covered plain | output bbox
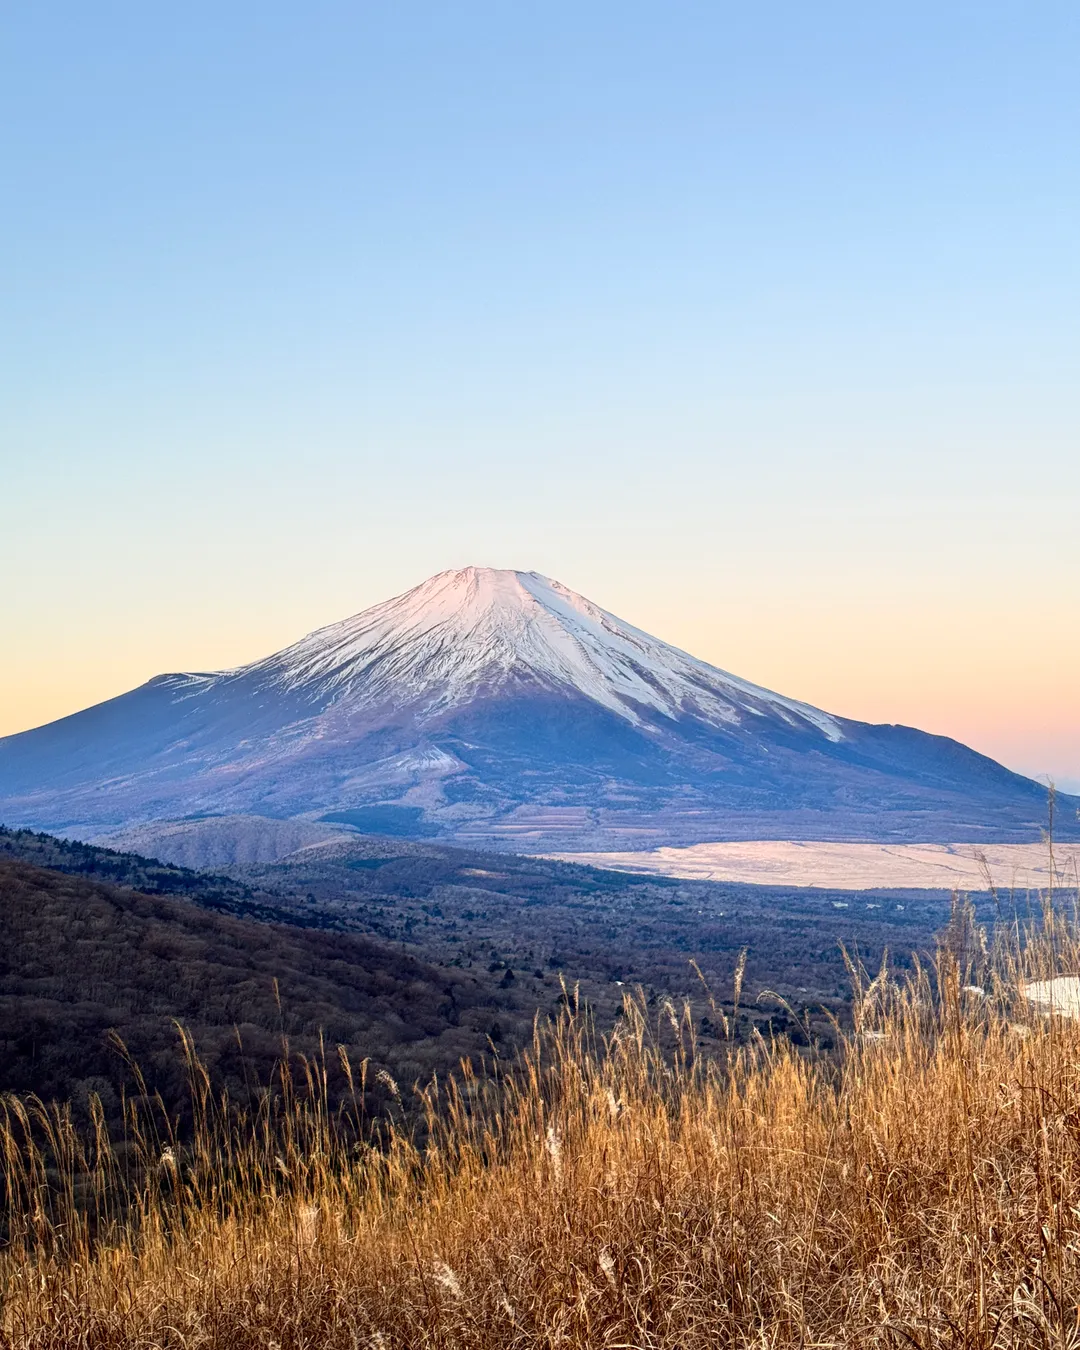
[1025,977,1080,1019]
[545,841,1080,891]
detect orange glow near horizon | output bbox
[2,583,1077,790]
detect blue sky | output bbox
[2,3,1078,784]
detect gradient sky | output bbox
[2,3,1078,788]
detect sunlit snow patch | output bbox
[1024,977,1080,1020]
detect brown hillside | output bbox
[0,858,537,1126]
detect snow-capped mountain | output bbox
[0,567,1069,850]
[214,568,843,737]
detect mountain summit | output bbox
[0,568,1067,850]
[235,567,842,739]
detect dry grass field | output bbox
[4,894,1080,1348]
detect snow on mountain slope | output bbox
[220,567,843,739]
[0,567,1069,848]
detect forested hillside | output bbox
[0,825,970,1132]
[0,824,254,907]
[0,857,544,1128]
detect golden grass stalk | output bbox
[4,894,1080,1347]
